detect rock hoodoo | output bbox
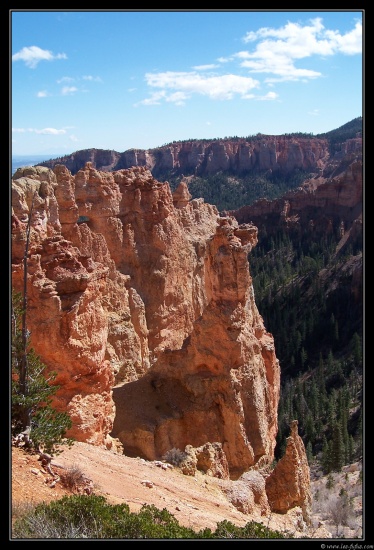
[265,420,312,524]
[11,163,280,478]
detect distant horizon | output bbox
[11,10,363,156]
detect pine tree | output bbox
[306,441,313,464]
[300,347,308,370]
[351,332,362,367]
[12,290,73,455]
[317,353,327,401]
[11,197,72,456]
[305,413,316,445]
[330,421,345,472]
[338,388,350,463]
[321,435,331,473]
[355,408,363,459]
[309,379,320,421]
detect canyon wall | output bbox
[11,164,280,477]
[39,135,331,177]
[227,152,363,244]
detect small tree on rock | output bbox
[11,290,73,455]
[11,192,73,455]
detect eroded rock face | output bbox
[178,442,230,479]
[11,163,280,476]
[265,420,312,523]
[229,152,363,242]
[38,135,331,177]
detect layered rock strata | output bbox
[39,135,331,177]
[228,155,363,241]
[11,164,280,478]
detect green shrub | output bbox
[12,495,288,539]
[12,495,198,539]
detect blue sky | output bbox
[11,10,363,157]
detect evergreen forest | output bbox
[250,225,363,472]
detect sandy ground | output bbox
[11,441,353,540]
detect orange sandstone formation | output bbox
[11,163,280,478]
[265,420,312,523]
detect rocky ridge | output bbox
[38,135,332,178]
[228,150,363,241]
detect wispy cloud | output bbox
[165,92,188,106]
[256,91,279,101]
[192,64,219,71]
[242,17,362,55]
[12,127,68,135]
[34,128,67,135]
[57,76,75,84]
[36,90,49,98]
[138,17,361,106]
[12,46,67,68]
[142,71,259,103]
[135,91,166,106]
[238,18,362,81]
[61,86,78,95]
[82,75,102,82]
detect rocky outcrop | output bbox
[37,135,331,178]
[224,469,270,516]
[178,442,230,479]
[228,153,363,245]
[11,163,280,479]
[226,151,363,328]
[265,421,312,524]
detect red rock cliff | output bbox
[39,135,330,177]
[11,164,280,476]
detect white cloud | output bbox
[61,86,78,95]
[57,76,75,83]
[325,22,362,55]
[12,46,67,68]
[135,91,167,106]
[36,90,49,98]
[192,64,219,71]
[165,92,188,106]
[256,91,279,101]
[82,75,102,82]
[144,71,259,101]
[69,134,79,142]
[137,16,361,106]
[34,128,67,135]
[241,56,321,79]
[238,18,362,82]
[12,127,69,135]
